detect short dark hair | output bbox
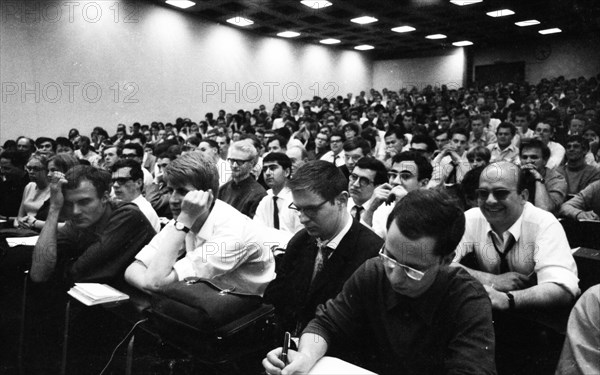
[35,137,56,151]
[111,158,144,182]
[448,127,469,139]
[520,138,550,160]
[262,152,292,172]
[0,150,28,167]
[329,130,345,143]
[354,157,387,185]
[386,189,465,257]
[64,165,111,198]
[122,143,144,157]
[267,135,287,150]
[391,151,433,181]
[164,152,219,194]
[410,134,437,152]
[565,134,589,151]
[287,160,347,202]
[496,122,517,136]
[55,137,74,150]
[384,126,405,140]
[200,139,219,150]
[342,122,360,136]
[342,136,371,155]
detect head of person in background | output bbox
[520,138,550,173]
[102,145,121,171]
[16,136,36,157]
[569,115,587,136]
[387,151,433,201]
[285,146,308,178]
[534,122,555,146]
[437,114,452,132]
[48,153,80,174]
[25,153,50,190]
[564,135,589,166]
[77,136,93,155]
[267,135,287,154]
[197,139,220,163]
[55,137,74,155]
[121,143,144,164]
[216,134,231,160]
[466,146,491,169]
[35,137,56,157]
[452,109,470,128]
[343,137,371,173]
[434,129,450,151]
[343,123,360,140]
[130,133,147,146]
[470,114,486,138]
[349,157,387,208]
[262,152,292,195]
[0,150,28,183]
[410,134,437,162]
[314,132,329,152]
[479,105,494,127]
[495,122,516,150]
[111,159,144,203]
[460,165,486,210]
[329,131,345,155]
[447,127,469,156]
[319,125,332,137]
[227,140,258,183]
[182,136,201,155]
[384,127,406,159]
[68,128,80,143]
[402,112,416,133]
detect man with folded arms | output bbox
[263,190,495,375]
[452,161,579,310]
[125,152,289,294]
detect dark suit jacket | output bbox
[263,219,383,335]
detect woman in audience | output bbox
[466,145,491,169]
[14,152,50,230]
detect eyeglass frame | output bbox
[475,188,518,201]
[378,246,426,281]
[288,199,329,217]
[227,158,253,166]
[349,173,374,187]
[112,177,134,185]
[25,165,46,172]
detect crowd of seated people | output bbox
[0,72,599,374]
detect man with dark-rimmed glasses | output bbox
[263,189,496,375]
[263,160,382,339]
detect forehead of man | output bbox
[113,167,133,180]
[65,179,103,201]
[480,162,519,188]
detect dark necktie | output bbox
[333,154,339,166]
[273,196,280,229]
[445,161,458,185]
[491,233,516,274]
[311,240,333,284]
[354,206,364,221]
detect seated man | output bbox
[264,189,496,375]
[556,135,600,195]
[125,152,290,294]
[197,139,229,186]
[453,161,579,311]
[487,122,520,164]
[520,138,567,214]
[319,131,345,167]
[253,152,303,234]
[285,146,308,177]
[30,165,156,284]
[263,161,383,336]
[363,151,432,239]
[429,127,471,188]
[468,114,497,149]
[217,140,267,218]
[535,121,565,170]
[111,159,161,233]
[121,143,154,193]
[145,152,176,219]
[559,180,600,221]
[339,136,371,181]
[0,150,29,221]
[347,157,387,223]
[555,284,600,375]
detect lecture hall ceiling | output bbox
[148,0,600,59]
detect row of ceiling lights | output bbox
[165,0,562,51]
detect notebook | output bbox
[67,283,129,306]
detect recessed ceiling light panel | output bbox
[486,9,515,17]
[450,0,483,5]
[452,40,473,46]
[300,1,332,9]
[226,17,254,27]
[354,45,374,50]
[425,34,447,39]
[277,31,301,38]
[165,0,195,9]
[391,26,416,33]
[538,28,561,35]
[351,16,378,24]
[515,19,540,27]
[320,38,341,44]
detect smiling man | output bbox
[263,160,382,337]
[452,161,579,310]
[30,165,156,284]
[264,189,495,375]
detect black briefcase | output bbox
[149,277,275,364]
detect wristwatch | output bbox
[173,220,190,233]
[535,177,545,184]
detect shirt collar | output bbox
[196,199,225,239]
[318,213,352,251]
[485,204,525,243]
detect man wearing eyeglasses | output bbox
[122,143,154,194]
[347,157,387,224]
[111,159,160,233]
[264,189,495,375]
[338,137,371,181]
[452,161,579,312]
[217,140,266,218]
[319,131,345,167]
[263,160,382,338]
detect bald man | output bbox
[452,161,579,310]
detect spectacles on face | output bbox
[25,165,45,172]
[378,246,425,281]
[112,177,133,185]
[349,173,373,187]
[409,148,428,154]
[227,158,253,166]
[387,171,415,181]
[122,153,137,159]
[288,200,329,217]
[330,139,343,144]
[475,188,517,201]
